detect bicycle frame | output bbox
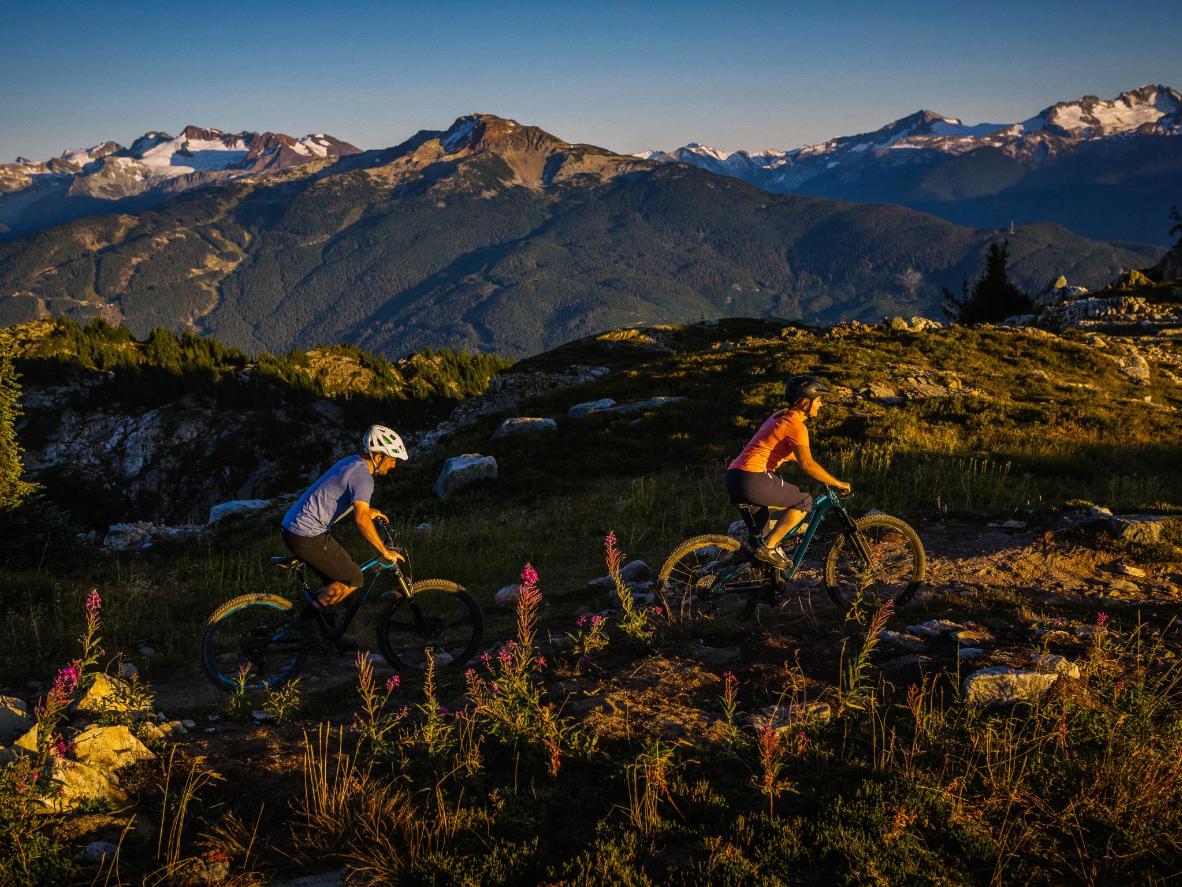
[777,486,859,579]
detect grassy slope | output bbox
[3,319,1182,883]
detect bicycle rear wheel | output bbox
[377,579,484,671]
[201,594,307,690]
[657,534,769,620]
[824,514,926,611]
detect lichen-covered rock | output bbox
[1032,654,1082,679]
[75,673,149,717]
[1109,514,1173,544]
[963,666,1060,707]
[749,701,831,736]
[0,695,32,743]
[607,397,685,417]
[491,417,557,439]
[433,454,497,498]
[72,724,154,772]
[906,619,963,638]
[208,499,271,524]
[567,399,616,419]
[38,758,126,813]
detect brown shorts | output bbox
[282,530,365,588]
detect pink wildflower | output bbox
[521,563,539,588]
[385,675,400,692]
[534,656,547,670]
[604,531,618,551]
[1096,612,1110,629]
[490,682,500,694]
[50,662,81,700]
[591,615,605,626]
[576,615,589,628]
[85,589,102,614]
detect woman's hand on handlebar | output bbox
[380,546,405,566]
[832,481,852,495]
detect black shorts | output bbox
[282,530,365,588]
[725,468,813,531]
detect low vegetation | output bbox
[1,316,1180,882]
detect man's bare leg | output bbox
[764,509,808,550]
[318,580,360,607]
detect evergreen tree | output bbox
[0,346,34,510]
[943,240,1034,324]
[1169,205,1182,247]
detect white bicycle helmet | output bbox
[364,424,409,461]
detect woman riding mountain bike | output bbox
[726,375,851,570]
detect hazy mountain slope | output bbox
[0,116,1162,358]
[645,86,1182,245]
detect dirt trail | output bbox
[149,518,1181,722]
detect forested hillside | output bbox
[0,116,1160,358]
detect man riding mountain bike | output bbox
[281,425,409,612]
[726,375,851,569]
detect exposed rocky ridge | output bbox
[641,85,1182,244]
[0,126,359,239]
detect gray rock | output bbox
[906,619,963,638]
[880,654,932,672]
[727,519,750,539]
[568,399,616,419]
[0,696,32,744]
[1117,563,1147,578]
[958,647,985,661]
[103,521,202,551]
[494,584,521,607]
[963,666,1060,707]
[1032,653,1081,679]
[433,454,497,498]
[492,417,557,439]
[876,630,927,651]
[620,560,652,583]
[1109,514,1173,544]
[75,841,118,864]
[208,499,271,524]
[181,719,197,730]
[749,701,831,735]
[1059,505,1113,528]
[414,522,432,533]
[607,397,686,417]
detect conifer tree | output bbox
[0,346,34,510]
[943,240,1034,324]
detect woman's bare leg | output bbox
[764,509,807,549]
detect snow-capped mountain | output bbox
[0,126,359,239]
[641,86,1182,244]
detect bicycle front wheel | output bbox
[657,534,767,620]
[824,514,926,610]
[201,594,307,690]
[377,579,484,671]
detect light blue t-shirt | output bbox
[282,456,375,537]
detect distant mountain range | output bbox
[0,126,359,240]
[639,85,1182,245]
[0,114,1162,358]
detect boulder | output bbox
[958,647,985,662]
[208,499,270,524]
[876,630,927,651]
[749,701,831,736]
[433,454,497,498]
[888,317,911,332]
[1059,505,1113,528]
[909,317,942,332]
[906,619,963,638]
[76,673,147,717]
[963,666,1060,707]
[494,584,521,607]
[72,724,154,772]
[39,758,126,813]
[1032,654,1081,679]
[568,399,616,419]
[0,695,32,744]
[952,628,993,645]
[608,397,685,417]
[103,521,201,551]
[1109,514,1173,544]
[492,417,557,439]
[75,841,119,865]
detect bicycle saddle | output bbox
[270,556,302,570]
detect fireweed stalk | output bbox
[33,589,105,764]
[569,614,609,656]
[605,532,656,642]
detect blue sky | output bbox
[3,0,1180,161]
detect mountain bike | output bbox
[200,518,484,690]
[656,485,925,620]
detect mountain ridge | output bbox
[640,85,1182,244]
[0,113,1163,359]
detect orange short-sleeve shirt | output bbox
[729,410,809,473]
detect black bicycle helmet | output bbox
[785,375,832,403]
